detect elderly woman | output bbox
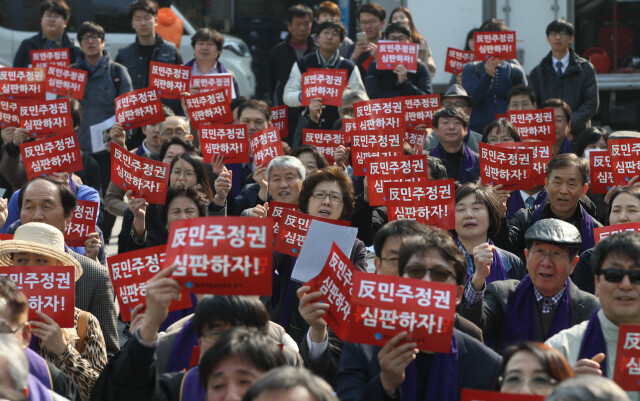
[0,222,107,401]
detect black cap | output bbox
[524,218,582,247]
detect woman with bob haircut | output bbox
[482,119,521,145]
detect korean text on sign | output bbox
[301,68,348,107]
[399,94,440,128]
[609,138,640,186]
[353,99,405,132]
[183,89,233,129]
[107,245,192,322]
[613,324,640,391]
[404,127,426,155]
[347,271,456,352]
[593,223,640,245]
[199,124,250,164]
[444,47,475,74]
[0,68,45,100]
[376,40,419,72]
[165,217,274,295]
[274,209,350,257]
[385,179,456,230]
[20,131,83,180]
[30,48,69,69]
[304,243,356,341]
[588,150,614,194]
[302,129,346,164]
[190,73,235,101]
[270,105,288,139]
[19,98,73,137]
[350,130,404,176]
[150,61,191,99]
[366,155,428,206]
[45,65,87,99]
[0,266,75,328]
[110,143,169,205]
[268,201,298,236]
[507,108,556,142]
[115,87,165,130]
[249,126,284,167]
[0,98,20,128]
[496,141,552,186]
[64,200,99,247]
[479,142,534,191]
[474,31,517,60]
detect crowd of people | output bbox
[0,0,637,400]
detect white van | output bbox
[0,0,256,96]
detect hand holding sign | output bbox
[309,99,323,123]
[378,331,418,397]
[30,310,68,356]
[126,190,148,239]
[139,264,182,343]
[297,285,329,343]
[213,166,232,207]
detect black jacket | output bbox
[529,48,599,134]
[268,35,316,107]
[365,59,433,99]
[13,31,81,67]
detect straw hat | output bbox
[0,222,83,280]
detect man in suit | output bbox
[336,227,501,401]
[460,218,599,352]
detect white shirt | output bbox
[520,190,541,205]
[552,52,570,75]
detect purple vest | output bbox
[165,317,198,373]
[180,366,205,401]
[25,348,52,390]
[27,373,52,401]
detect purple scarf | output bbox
[165,317,198,373]
[532,204,595,253]
[560,137,573,154]
[400,334,458,401]
[180,366,205,401]
[455,238,508,284]
[507,191,548,220]
[577,309,607,376]
[503,275,572,347]
[159,293,198,333]
[27,374,52,401]
[430,143,478,181]
[25,348,52,390]
[135,145,146,156]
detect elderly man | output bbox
[428,107,479,184]
[546,231,640,401]
[4,176,118,357]
[460,218,599,352]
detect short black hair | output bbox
[592,231,640,276]
[373,220,431,258]
[547,153,589,186]
[40,0,70,22]
[541,98,572,124]
[433,107,469,129]
[237,99,271,123]
[316,20,347,42]
[507,84,536,105]
[69,98,81,130]
[357,2,386,22]
[427,156,448,180]
[19,175,77,219]
[158,137,197,162]
[161,182,208,227]
[573,127,608,158]
[129,0,157,19]
[192,296,270,338]
[291,145,329,170]
[385,22,411,39]
[191,28,225,60]
[77,21,105,42]
[242,366,337,401]
[546,19,575,37]
[287,4,313,24]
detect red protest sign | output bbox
[302,129,346,164]
[274,209,350,257]
[301,68,348,107]
[64,200,99,247]
[609,138,640,186]
[354,99,405,131]
[343,120,356,134]
[45,65,87,99]
[249,126,284,167]
[366,155,428,206]
[183,89,233,129]
[404,127,426,155]
[474,31,517,60]
[110,143,170,204]
[165,217,273,295]
[0,97,20,128]
[479,142,534,191]
[347,271,456,352]
[115,88,165,130]
[149,61,191,99]
[350,130,404,176]
[19,98,73,137]
[30,48,69,69]
[304,243,355,341]
[400,94,440,129]
[0,234,13,241]
[508,108,556,142]
[461,389,544,401]
[271,106,288,139]
[588,150,614,194]
[593,223,640,245]
[613,324,640,391]
[444,47,475,74]
[0,266,75,328]
[385,179,456,229]
[496,141,553,186]
[376,41,419,72]
[0,68,45,100]
[108,245,192,322]
[190,73,235,101]
[199,124,250,164]
[20,131,83,180]
[268,201,298,236]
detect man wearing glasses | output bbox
[529,19,598,135]
[546,231,640,400]
[460,218,599,352]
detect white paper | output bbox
[90,116,116,153]
[291,220,358,283]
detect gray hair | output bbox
[342,89,369,105]
[0,334,29,392]
[546,375,630,401]
[266,156,306,182]
[241,366,337,401]
[160,116,191,134]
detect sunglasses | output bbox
[404,266,456,282]
[601,268,640,284]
